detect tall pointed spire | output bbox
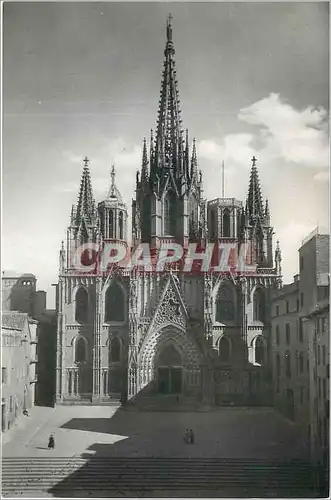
[246,156,264,221]
[141,138,149,182]
[75,157,95,225]
[190,138,198,179]
[155,14,183,173]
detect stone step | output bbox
[2,458,318,496]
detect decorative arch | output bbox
[105,281,125,322]
[253,286,266,322]
[139,325,201,372]
[155,341,182,367]
[163,191,176,236]
[75,287,88,323]
[74,335,88,363]
[215,282,236,323]
[119,211,124,240]
[223,208,231,237]
[218,335,231,363]
[110,337,121,363]
[253,335,266,365]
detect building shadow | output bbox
[48,406,328,498]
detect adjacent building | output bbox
[1,271,57,408]
[271,229,329,465]
[1,312,38,432]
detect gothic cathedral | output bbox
[56,17,282,406]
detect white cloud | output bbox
[238,93,328,168]
[199,93,329,171]
[314,170,329,182]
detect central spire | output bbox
[155,14,183,174]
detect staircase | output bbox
[2,457,323,497]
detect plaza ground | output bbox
[2,404,322,498]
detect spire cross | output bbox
[167,13,173,41]
[83,156,89,167]
[251,156,257,167]
[110,165,115,186]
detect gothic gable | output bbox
[149,272,188,332]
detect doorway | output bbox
[156,344,183,395]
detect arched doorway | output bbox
[155,344,182,395]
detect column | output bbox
[93,277,102,401]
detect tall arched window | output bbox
[75,287,88,323]
[219,336,231,363]
[105,282,125,322]
[75,336,88,363]
[255,336,265,365]
[164,192,176,235]
[216,285,235,322]
[109,210,114,238]
[223,208,231,237]
[110,338,121,362]
[276,353,280,377]
[285,351,291,378]
[253,288,266,322]
[119,211,124,240]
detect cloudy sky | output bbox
[3,2,329,307]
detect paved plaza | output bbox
[3,404,309,460]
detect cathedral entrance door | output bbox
[156,344,183,395]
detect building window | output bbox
[276,305,279,316]
[285,352,291,378]
[296,299,300,312]
[75,336,88,363]
[105,282,125,322]
[276,353,280,377]
[318,377,321,398]
[285,323,290,345]
[300,293,304,307]
[299,352,304,374]
[255,337,265,365]
[1,367,7,384]
[216,285,235,322]
[286,301,289,313]
[218,336,231,363]
[222,208,231,237]
[253,288,266,322]
[321,317,326,333]
[318,345,321,365]
[209,210,216,240]
[164,192,176,235]
[75,287,88,323]
[9,396,13,412]
[109,209,114,238]
[300,256,304,271]
[275,325,280,345]
[316,318,320,335]
[119,211,124,240]
[298,318,303,342]
[110,338,121,363]
[323,379,326,400]
[322,345,326,365]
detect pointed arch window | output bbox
[253,288,266,322]
[75,287,88,323]
[75,336,88,363]
[219,336,231,363]
[164,192,176,236]
[105,282,125,322]
[255,336,265,365]
[110,338,121,363]
[119,211,124,240]
[109,210,114,238]
[216,285,235,322]
[223,208,231,237]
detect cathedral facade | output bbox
[56,18,282,406]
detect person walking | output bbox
[189,429,195,444]
[48,434,55,450]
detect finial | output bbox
[167,13,173,41]
[111,165,115,183]
[83,156,89,168]
[61,240,64,251]
[251,156,257,167]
